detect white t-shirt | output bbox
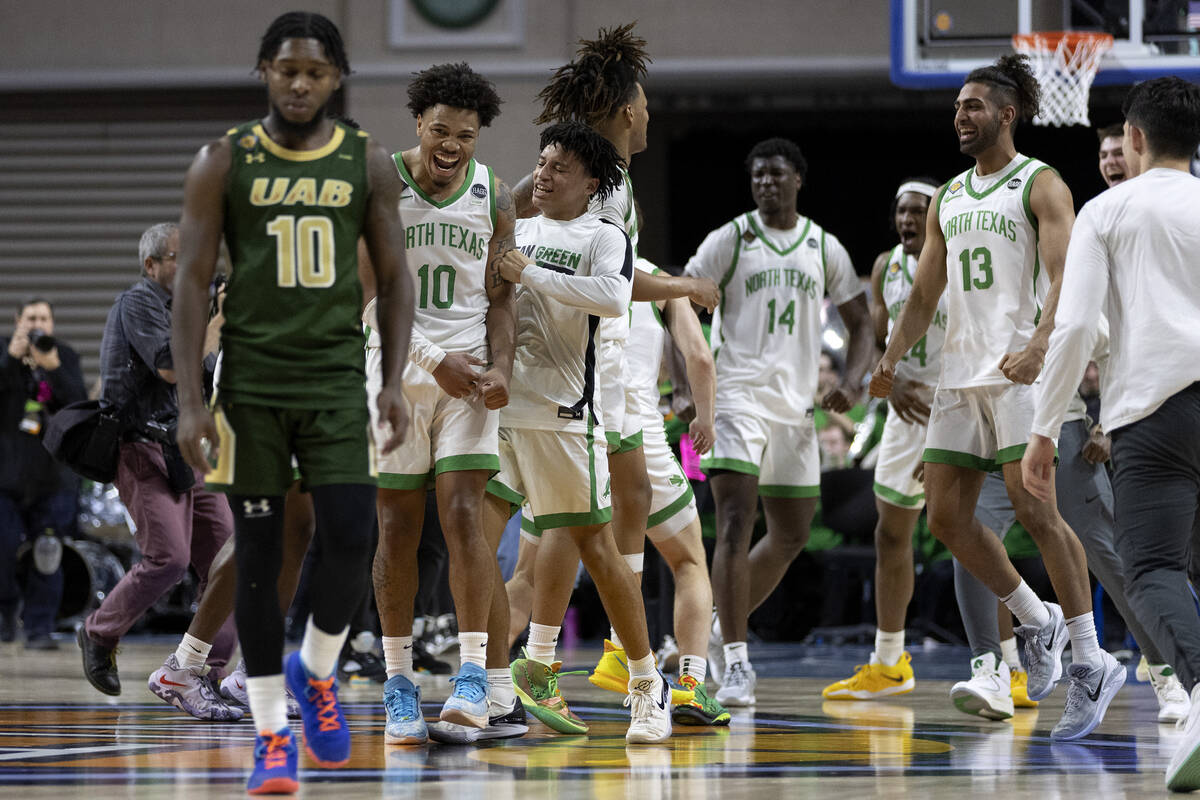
[1033,168,1200,435]
[501,213,633,433]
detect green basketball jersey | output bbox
[219,120,370,408]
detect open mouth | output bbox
[432,151,459,174]
[1105,170,1125,184]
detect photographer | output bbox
[77,222,234,696]
[0,298,86,648]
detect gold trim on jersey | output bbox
[252,123,346,162]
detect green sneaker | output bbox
[510,649,589,734]
[672,674,731,726]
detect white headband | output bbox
[895,181,939,199]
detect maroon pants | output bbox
[85,442,236,667]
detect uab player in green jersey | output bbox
[171,12,412,795]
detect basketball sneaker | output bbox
[440,663,490,728]
[672,674,731,726]
[1010,668,1039,708]
[220,659,301,719]
[284,651,349,767]
[625,671,672,744]
[950,652,1013,720]
[148,654,244,721]
[1149,664,1191,724]
[1167,684,1200,792]
[429,696,530,744]
[510,650,588,734]
[656,635,680,674]
[715,660,756,706]
[588,639,694,705]
[1050,650,1126,740]
[382,673,427,745]
[1015,601,1067,702]
[707,612,725,684]
[822,652,915,700]
[247,727,299,795]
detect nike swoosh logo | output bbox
[235,680,244,690]
[160,677,190,688]
[884,674,907,683]
[1087,671,1105,702]
[1084,494,1100,504]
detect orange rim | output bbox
[1012,30,1114,56]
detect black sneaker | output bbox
[413,637,452,675]
[77,626,121,696]
[338,644,388,683]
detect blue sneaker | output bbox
[439,663,490,728]
[383,673,428,745]
[247,727,299,795]
[284,651,349,767]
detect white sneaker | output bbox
[707,611,724,685]
[1149,664,1191,724]
[656,635,680,674]
[715,660,756,706]
[1166,684,1200,792]
[219,658,301,718]
[625,671,672,744]
[1015,601,1067,702]
[950,652,1014,720]
[149,654,244,721]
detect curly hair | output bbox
[256,11,351,75]
[538,122,627,202]
[965,53,1041,126]
[534,22,650,127]
[744,137,808,181]
[406,62,503,126]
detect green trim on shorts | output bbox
[485,478,525,517]
[605,430,621,450]
[612,429,644,455]
[994,443,1028,465]
[377,472,431,490]
[922,447,996,472]
[873,482,925,508]
[520,515,542,538]
[700,457,760,476]
[534,507,613,531]
[434,453,501,475]
[646,483,695,529]
[759,484,820,498]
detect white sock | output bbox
[382,635,414,680]
[609,626,623,649]
[1065,612,1103,668]
[527,623,560,664]
[1000,581,1051,630]
[246,674,288,735]
[1000,637,1023,672]
[175,633,211,670]
[488,668,516,709]
[299,617,348,679]
[680,654,707,684]
[628,652,657,681]
[458,631,488,670]
[874,629,905,667]
[723,641,749,668]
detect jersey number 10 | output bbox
[269,215,336,288]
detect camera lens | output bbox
[28,329,56,353]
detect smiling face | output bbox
[531,143,598,220]
[1098,135,1128,187]
[954,82,1008,157]
[748,155,799,217]
[894,191,931,256]
[415,104,481,192]
[260,37,342,129]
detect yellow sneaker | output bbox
[822,652,915,700]
[587,640,694,705]
[1010,668,1039,708]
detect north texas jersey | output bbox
[685,209,862,422]
[881,243,948,385]
[219,120,369,409]
[502,214,633,433]
[937,154,1053,388]
[625,258,667,419]
[592,170,638,344]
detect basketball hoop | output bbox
[1012,31,1114,127]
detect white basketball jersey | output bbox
[684,209,863,422]
[880,243,948,385]
[593,170,638,344]
[937,154,1052,388]
[625,258,667,419]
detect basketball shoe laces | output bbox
[259,732,290,769]
[449,672,487,703]
[530,664,585,706]
[306,675,342,732]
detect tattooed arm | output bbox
[479,177,517,409]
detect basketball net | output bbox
[1012,32,1114,127]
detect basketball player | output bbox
[489,121,671,743]
[822,177,946,701]
[871,54,1122,742]
[1020,76,1200,789]
[171,12,412,794]
[360,62,523,747]
[686,136,874,706]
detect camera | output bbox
[27,328,56,353]
[142,419,178,445]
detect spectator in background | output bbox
[0,298,86,649]
[818,424,852,471]
[1097,123,1130,188]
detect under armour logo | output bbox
[245,152,265,164]
[242,498,272,517]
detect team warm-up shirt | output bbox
[220,120,369,408]
[937,154,1052,389]
[1033,168,1200,436]
[684,209,862,422]
[502,213,633,433]
[880,243,948,386]
[592,170,638,345]
[625,258,667,420]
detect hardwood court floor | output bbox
[0,636,1186,798]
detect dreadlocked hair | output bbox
[534,22,650,127]
[539,122,627,202]
[257,11,351,76]
[965,53,1040,126]
[407,62,503,126]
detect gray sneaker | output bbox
[715,660,756,707]
[148,654,244,721]
[1050,650,1126,741]
[219,658,302,719]
[1015,601,1067,701]
[1167,684,1200,792]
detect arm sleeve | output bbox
[408,328,446,373]
[521,225,632,318]
[120,289,173,373]
[823,232,865,305]
[1032,205,1108,438]
[683,222,738,284]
